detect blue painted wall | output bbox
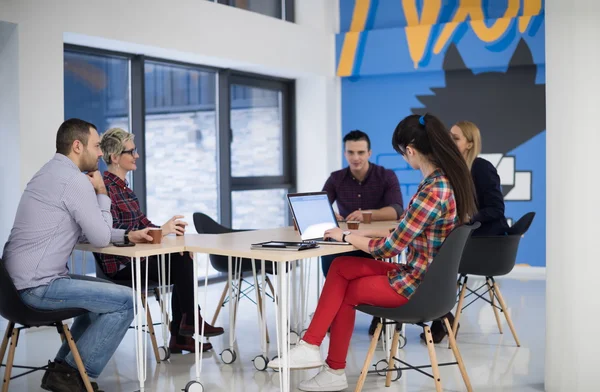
[337,0,546,266]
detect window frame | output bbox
[64,44,296,229]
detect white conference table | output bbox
[76,220,399,392]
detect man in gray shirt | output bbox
[2,119,152,391]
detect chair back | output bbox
[459,212,536,277]
[506,212,536,235]
[0,258,87,326]
[356,223,479,324]
[193,213,255,273]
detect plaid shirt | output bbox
[95,172,158,275]
[322,163,404,218]
[368,169,458,299]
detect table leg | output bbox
[131,256,147,392]
[274,261,291,392]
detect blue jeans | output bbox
[19,275,134,378]
[321,250,374,277]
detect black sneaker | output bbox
[41,361,101,392]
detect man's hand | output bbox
[162,215,188,236]
[323,227,344,242]
[86,171,107,195]
[335,212,344,221]
[345,210,364,222]
[127,228,153,243]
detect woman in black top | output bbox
[423,120,509,343]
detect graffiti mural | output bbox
[336,0,546,266]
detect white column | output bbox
[546,1,600,391]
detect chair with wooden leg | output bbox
[354,223,479,392]
[0,258,95,392]
[451,212,535,348]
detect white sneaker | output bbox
[267,340,323,370]
[298,365,348,391]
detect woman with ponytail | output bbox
[268,113,476,392]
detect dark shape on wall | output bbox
[411,38,546,157]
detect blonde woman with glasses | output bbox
[423,120,509,344]
[96,128,224,354]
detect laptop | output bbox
[287,192,350,245]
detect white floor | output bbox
[1,275,545,391]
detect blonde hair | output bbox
[100,128,134,165]
[454,121,481,168]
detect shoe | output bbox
[368,316,380,336]
[420,313,459,344]
[298,364,348,391]
[169,335,213,354]
[41,361,103,392]
[42,361,100,391]
[179,313,225,337]
[267,340,323,370]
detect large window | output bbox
[64,46,295,276]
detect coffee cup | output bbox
[362,211,373,224]
[347,221,360,230]
[148,228,163,244]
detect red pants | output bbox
[302,257,409,370]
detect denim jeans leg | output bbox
[19,275,134,378]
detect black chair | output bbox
[354,223,479,392]
[452,212,536,347]
[92,254,171,362]
[192,213,276,332]
[0,258,95,392]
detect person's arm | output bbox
[325,190,441,257]
[367,190,442,259]
[322,174,337,206]
[366,206,399,221]
[472,159,506,223]
[63,175,124,247]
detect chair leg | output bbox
[449,276,468,349]
[0,322,14,366]
[492,283,521,347]
[1,327,19,392]
[443,318,473,392]
[424,325,443,392]
[61,324,94,392]
[211,282,229,326]
[354,322,382,392]
[141,294,161,364]
[266,275,277,304]
[486,278,503,334]
[154,287,171,327]
[385,329,401,387]
[255,284,270,344]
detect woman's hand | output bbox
[161,215,188,236]
[323,227,344,242]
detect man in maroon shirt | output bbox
[321,130,403,273]
[323,130,404,226]
[321,130,404,335]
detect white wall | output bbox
[545,0,600,390]
[0,21,20,246]
[0,0,339,203]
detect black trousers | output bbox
[112,252,196,329]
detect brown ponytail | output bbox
[392,113,476,223]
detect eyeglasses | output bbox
[121,148,137,156]
[398,145,407,156]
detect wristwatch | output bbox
[124,230,131,244]
[342,230,351,243]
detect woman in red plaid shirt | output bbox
[97,128,224,354]
[269,113,476,391]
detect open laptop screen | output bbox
[287,192,339,241]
